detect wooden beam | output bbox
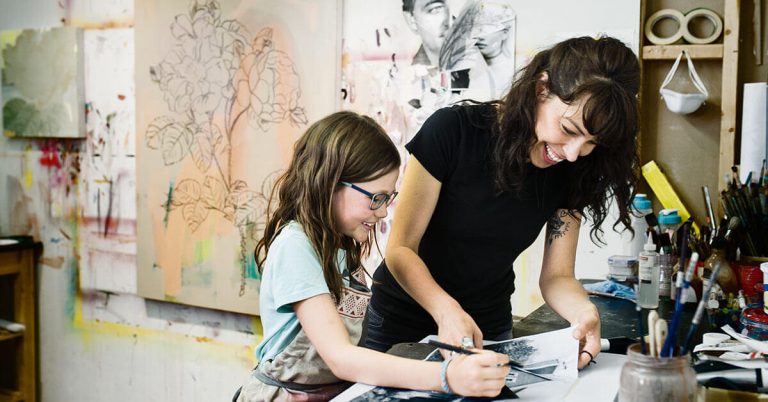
[642,44,724,59]
[718,0,741,197]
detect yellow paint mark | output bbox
[195,336,212,343]
[194,239,213,262]
[72,292,259,364]
[68,19,135,29]
[71,280,262,367]
[22,144,33,189]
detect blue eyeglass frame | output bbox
[339,181,398,210]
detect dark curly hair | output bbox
[490,36,640,244]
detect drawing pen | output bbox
[426,340,551,381]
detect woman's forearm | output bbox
[386,245,461,323]
[540,275,596,324]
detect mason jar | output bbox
[618,343,697,402]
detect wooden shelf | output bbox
[638,0,740,222]
[0,262,20,276]
[0,244,36,402]
[642,44,724,59]
[0,330,23,343]
[0,389,23,402]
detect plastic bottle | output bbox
[622,194,653,257]
[658,209,682,253]
[638,235,660,308]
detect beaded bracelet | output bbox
[440,356,453,393]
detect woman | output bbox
[365,36,640,369]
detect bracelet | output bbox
[440,356,453,393]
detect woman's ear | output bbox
[535,72,549,98]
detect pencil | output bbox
[426,340,552,381]
[427,339,475,355]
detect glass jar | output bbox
[618,343,697,402]
[703,240,740,295]
[658,254,676,298]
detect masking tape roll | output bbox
[682,8,723,44]
[645,9,685,45]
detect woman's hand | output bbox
[436,304,483,357]
[572,305,601,369]
[446,350,509,397]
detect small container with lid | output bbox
[622,194,653,257]
[618,343,697,402]
[741,306,768,341]
[762,262,768,313]
[658,209,682,238]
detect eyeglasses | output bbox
[339,181,398,210]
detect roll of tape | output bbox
[683,8,723,44]
[645,9,685,45]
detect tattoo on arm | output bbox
[547,210,570,245]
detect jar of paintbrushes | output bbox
[618,343,697,402]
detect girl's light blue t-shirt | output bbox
[255,221,346,362]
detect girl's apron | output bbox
[237,267,371,401]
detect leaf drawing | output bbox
[146,0,309,294]
[172,179,201,206]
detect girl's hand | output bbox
[572,305,601,369]
[436,305,483,357]
[446,350,509,397]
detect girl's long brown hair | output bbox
[255,111,400,301]
[490,36,641,244]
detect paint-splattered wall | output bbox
[0,1,259,401]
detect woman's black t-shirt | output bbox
[370,104,572,339]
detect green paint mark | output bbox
[64,218,81,324]
[246,250,260,280]
[163,180,174,227]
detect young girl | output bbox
[235,111,509,401]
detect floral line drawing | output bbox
[144,0,307,294]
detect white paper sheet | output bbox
[333,327,613,402]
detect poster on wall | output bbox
[1,26,86,138]
[136,0,340,314]
[341,0,517,262]
[342,0,516,140]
